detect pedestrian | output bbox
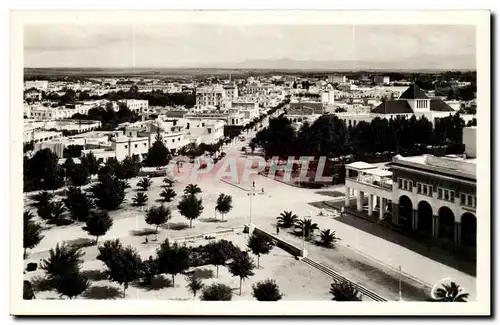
[145,237,148,244]
[341,206,345,216]
[276,226,280,235]
[262,187,264,193]
[253,181,256,188]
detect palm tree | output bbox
[136,177,152,191]
[433,282,469,302]
[51,201,67,220]
[319,229,339,248]
[160,188,177,203]
[329,280,362,301]
[183,184,201,197]
[162,178,174,188]
[215,194,233,221]
[294,218,319,239]
[276,210,298,228]
[132,192,148,207]
[31,190,55,209]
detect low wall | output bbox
[251,226,306,257]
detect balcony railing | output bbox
[347,175,393,191]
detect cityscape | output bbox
[18,19,484,314]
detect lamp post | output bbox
[247,189,256,226]
[398,265,403,301]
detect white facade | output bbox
[196,85,224,107]
[24,80,49,91]
[328,75,347,84]
[463,127,476,158]
[118,99,149,113]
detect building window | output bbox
[135,144,138,148]
[124,145,128,149]
[417,183,422,194]
[461,193,466,205]
[144,143,147,146]
[438,188,443,199]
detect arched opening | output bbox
[417,201,433,235]
[398,195,413,230]
[461,213,476,248]
[438,206,455,242]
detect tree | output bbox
[53,271,90,300]
[160,188,177,202]
[68,164,90,187]
[249,141,256,154]
[247,233,274,268]
[97,239,123,265]
[105,246,142,297]
[295,218,319,239]
[201,283,233,301]
[50,201,67,220]
[186,274,204,298]
[155,239,191,286]
[41,243,85,279]
[277,210,298,228]
[23,210,35,223]
[132,192,148,207]
[162,178,174,188]
[90,175,127,210]
[252,279,283,301]
[80,151,100,176]
[205,239,241,278]
[24,148,64,191]
[145,205,171,234]
[329,280,362,301]
[144,137,170,167]
[227,252,256,295]
[31,190,55,209]
[63,186,94,222]
[23,218,44,258]
[319,229,340,248]
[215,193,233,221]
[120,155,141,179]
[183,184,201,197]
[177,194,204,228]
[433,282,469,302]
[137,177,152,191]
[84,210,113,244]
[140,256,158,285]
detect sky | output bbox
[24,24,476,69]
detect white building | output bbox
[24,80,49,91]
[328,75,347,84]
[196,85,224,107]
[118,99,149,114]
[374,76,390,85]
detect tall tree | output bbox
[97,239,123,265]
[90,175,127,211]
[145,205,171,234]
[63,186,94,222]
[247,233,274,268]
[80,151,100,176]
[295,218,319,239]
[177,194,204,228]
[144,133,170,167]
[160,188,177,202]
[68,164,90,187]
[215,194,233,221]
[155,239,191,286]
[41,243,85,280]
[105,246,142,297]
[120,155,141,179]
[205,239,241,278]
[84,210,113,244]
[227,252,256,295]
[53,271,90,300]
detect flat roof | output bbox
[346,161,378,171]
[364,168,393,178]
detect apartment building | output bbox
[196,85,224,107]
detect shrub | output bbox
[201,283,233,301]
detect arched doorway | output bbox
[461,213,476,248]
[417,201,433,235]
[438,207,455,242]
[398,195,413,230]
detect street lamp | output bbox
[398,265,403,301]
[247,189,256,226]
